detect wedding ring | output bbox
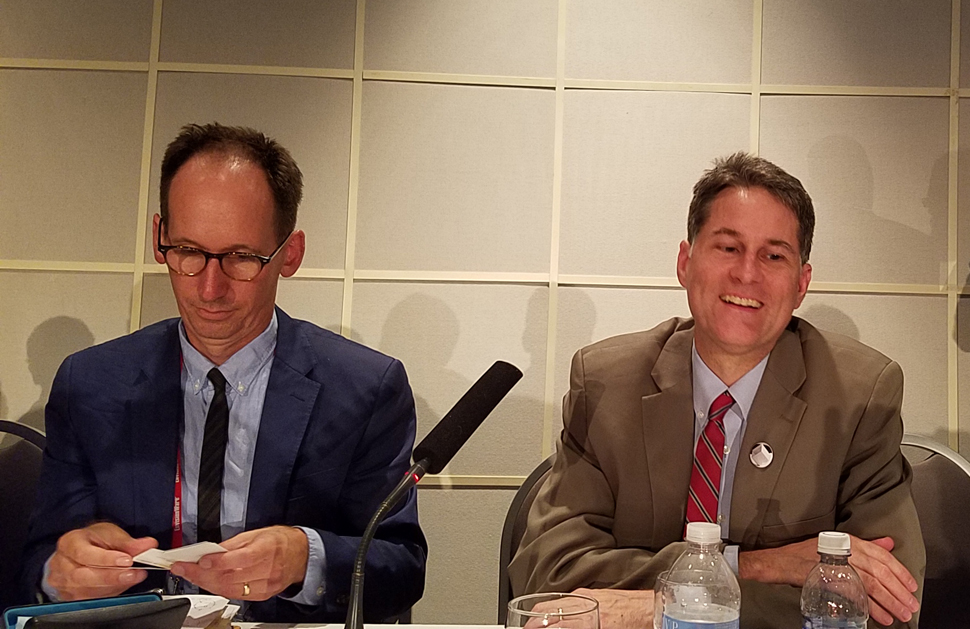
[242,582,251,597]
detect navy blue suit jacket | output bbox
[23,308,427,622]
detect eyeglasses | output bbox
[156,222,291,282]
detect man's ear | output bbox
[794,263,812,308]
[152,214,165,265]
[280,230,306,278]
[676,240,692,289]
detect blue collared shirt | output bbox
[177,311,325,605]
[691,343,769,572]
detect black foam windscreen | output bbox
[413,360,522,474]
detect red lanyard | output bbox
[172,450,183,548]
[172,352,184,549]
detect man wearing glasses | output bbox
[22,123,427,623]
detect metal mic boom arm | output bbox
[344,459,429,629]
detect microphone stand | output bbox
[344,459,429,629]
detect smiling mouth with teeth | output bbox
[721,295,762,308]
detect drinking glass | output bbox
[506,593,599,629]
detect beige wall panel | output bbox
[364,0,557,77]
[148,73,352,269]
[958,297,970,451]
[357,82,554,273]
[760,96,948,285]
[798,293,947,438]
[0,0,152,61]
[762,0,950,87]
[159,0,355,69]
[565,0,751,83]
[275,277,343,334]
[352,283,546,475]
[412,488,514,624]
[559,91,749,277]
[958,100,970,279]
[553,286,689,446]
[0,70,146,262]
[0,271,131,431]
[140,273,179,328]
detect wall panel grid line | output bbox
[338,0,368,339]
[155,63,354,79]
[539,0,569,460]
[947,0,962,450]
[127,0,164,335]
[749,0,764,153]
[2,259,964,297]
[0,58,148,71]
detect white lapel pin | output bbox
[749,442,773,468]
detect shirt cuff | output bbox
[41,554,62,602]
[724,544,740,575]
[278,527,326,605]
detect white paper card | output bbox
[133,542,226,569]
[163,594,231,627]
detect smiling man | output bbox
[22,123,426,623]
[509,153,924,628]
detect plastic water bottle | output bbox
[800,531,868,629]
[660,522,741,629]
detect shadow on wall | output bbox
[378,293,470,465]
[798,304,860,342]
[1,317,94,448]
[954,148,970,354]
[547,290,598,446]
[807,136,946,286]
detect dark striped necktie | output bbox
[198,368,229,544]
[686,391,735,526]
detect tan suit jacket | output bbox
[509,317,924,629]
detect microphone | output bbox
[345,360,523,629]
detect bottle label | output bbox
[662,611,739,629]
[801,615,867,629]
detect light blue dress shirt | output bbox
[176,312,325,605]
[691,343,769,572]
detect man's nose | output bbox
[732,252,763,283]
[198,257,230,299]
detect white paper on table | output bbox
[163,594,230,628]
[133,542,226,569]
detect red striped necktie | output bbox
[686,391,735,525]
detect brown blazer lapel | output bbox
[730,328,808,548]
[641,327,696,546]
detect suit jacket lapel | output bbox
[128,323,182,545]
[730,327,808,548]
[642,326,695,546]
[246,309,322,530]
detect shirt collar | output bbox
[691,341,769,420]
[178,311,278,397]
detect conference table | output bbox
[233,625,500,629]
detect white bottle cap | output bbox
[817,531,851,555]
[685,522,722,544]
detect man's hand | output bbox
[738,535,919,626]
[170,525,309,600]
[571,589,654,629]
[47,522,158,601]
